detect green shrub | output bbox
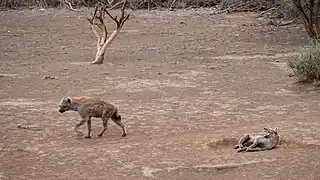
[287,40,320,83]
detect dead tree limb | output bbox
[87,0,130,64]
[60,0,80,12]
[259,7,279,16]
[137,0,158,10]
[315,0,320,34]
[169,0,178,10]
[292,0,320,39]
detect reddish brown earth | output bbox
[0,8,320,180]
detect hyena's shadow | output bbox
[73,127,125,141]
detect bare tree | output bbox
[87,0,130,64]
[292,0,320,39]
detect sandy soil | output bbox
[0,8,320,180]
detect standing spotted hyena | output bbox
[58,96,127,138]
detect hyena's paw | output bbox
[84,135,91,139]
[75,129,83,135]
[121,133,127,137]
[97,133,103,137]
[237,147,247,153]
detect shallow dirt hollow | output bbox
[0,8,320,180]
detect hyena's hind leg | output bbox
[245,147,268,152]
[234,134,251,150]
[97,110,114,137]
[244,138,261,152]
[111,110,127,137]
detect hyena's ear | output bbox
[274,127,278,133]
[66,97,72,103]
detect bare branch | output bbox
[109,1,126,10]
[309,0,314,29]
[315,0,320,37]
[104,0,130,29]
[87,5,100,24]
[87,0,130,64]
[292,0,316,38]
[259,7,279,16]
[107,0,115,5]
[169,0,178,10]
[60,0,80,12]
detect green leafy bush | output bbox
[287,40,320,83]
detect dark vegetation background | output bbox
[0,0,295,17]
[0,0,299,27]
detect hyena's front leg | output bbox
[84,117,92,138]
[75,119,87,133]
[235,134,251,149]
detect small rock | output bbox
[172,61,179,64]
[42,76,58,80]
[275,60,280,62]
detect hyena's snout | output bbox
[59,109,65,113]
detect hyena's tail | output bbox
[112,108,121,121]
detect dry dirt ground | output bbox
[1,7,320,180]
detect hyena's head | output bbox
[263,127,278,137]
[58,97,72,113]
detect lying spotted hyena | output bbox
[234,127,280,152]
[58,96,127,138]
